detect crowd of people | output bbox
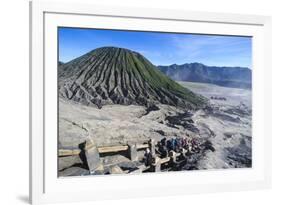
[157,137,200,158]
[210,96,227,101]
[144,136,201,166]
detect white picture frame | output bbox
[30,1,272,204]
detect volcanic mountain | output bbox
[158,63,252,89]
[58,47,207,109]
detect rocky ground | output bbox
[180,82,252,170]
[58,82,252,176]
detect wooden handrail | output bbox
[59,143,149,157]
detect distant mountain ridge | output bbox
[58,47,207,109]
[158,63,252,89]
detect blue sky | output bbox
[59,27,252,68]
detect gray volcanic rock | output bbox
[58,47,207,109]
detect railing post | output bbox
[128,142,138,161]
[149,139,156,157]
[84,140,103,174]
[152,157,161,172]
[169,150,177,163]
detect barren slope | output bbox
[58,47,207,109]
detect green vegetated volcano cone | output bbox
[58,47,207,109]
